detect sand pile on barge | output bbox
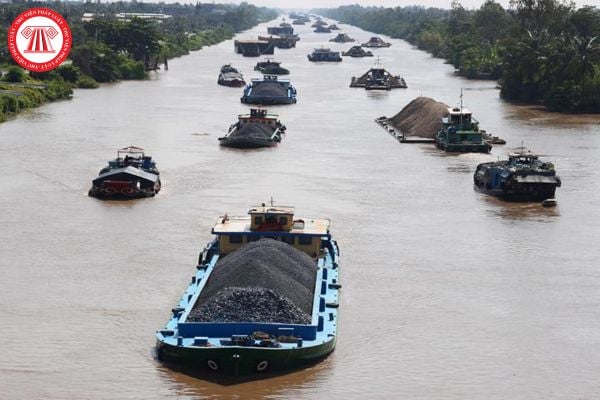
[188,239,317,324]
[388,97,448,138]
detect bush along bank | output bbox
[319,1,600,113]
[0,2,277,122]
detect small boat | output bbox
[234,40,274,57]
[254,59,290,75]
[342,46,373,57]
[217,64,245,87]
[327,24,341,30]
[350,60,407,90]
[218,108,286,149]
[311,20,327,28]
[307,48,342,62]
[436,106,492,153]
[361,36,391,48]
[329,33,355,43]
[314,25,331,33]
[241,75,297,105]
[88,146,161,199]
[292,20,306,25]
[156,203,340,376]
[267,26,294,36]
[474,151,561,202]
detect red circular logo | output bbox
[7,8,72,72]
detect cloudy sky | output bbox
[215,0,600,10]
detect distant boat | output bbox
[219,108,286,149]
[307,48,342,62]
[241,75,297,105]
[342,46,373,57]
[88,146,161,200]
[350,60,407,90]
[314,25,331,33]
[361,36,391,48]
[329,33,355,43]
[217,64,245,87]
[254,59,290,75]
[474,151,561,202]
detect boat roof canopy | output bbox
[448,107,471,115]
[212,215,330,235]
[93,166,159,185]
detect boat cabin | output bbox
[212,204,331,257]
[444,107,479,131]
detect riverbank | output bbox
[0,1,277,123]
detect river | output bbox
[1,16,600,400]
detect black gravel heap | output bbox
[188,239,317,323]
[189,287,311,324]
[251,82,287,97]
[233,122,275,139]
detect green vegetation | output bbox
[0,1,276,122]
[320,1,600,112]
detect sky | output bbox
[213,0,600,10]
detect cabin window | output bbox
[247,235,260,242]
[279,216,288,225]
[229,235,243,244]
[254,216,263,225]
[282,236,295,245]
[299,237,312,245]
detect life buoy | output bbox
[256,360,269,372]
[122,187,136,196]
[207,360,219,371]
[104,187,116,194]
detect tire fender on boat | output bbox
[104,187,116,194]
[122,187,136,196]
[207,360,219,371]
[256,360,269,372]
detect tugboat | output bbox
[342,45,373,57]
[241,75,297,105]
[361,36,391,48]
[219,109,286,149]
[329,33,355,43]
[156,203,340,376]
[88,146,161,199]
[217,64,245,87]
[350,60,407,90]
[254,59,290,75]
[474,151,561,202]
[435,105,492,153]
[307,48,342,62]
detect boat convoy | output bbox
[83,12,563,382]
[156,204,340,376]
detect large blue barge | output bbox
[156,204,340,376]
[240,75,297,105]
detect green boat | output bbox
[156,204,340,376]
[436,106,492,153]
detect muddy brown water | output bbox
[1,18,600,399]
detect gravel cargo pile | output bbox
[188,239,317,323]
[188,287,311,324]
[233,122,275,139]
[388,97,449,138]
[251,83,287,97]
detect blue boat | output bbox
[156,204,340,376]
[241,75,297,105]
[474,151,561,202]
